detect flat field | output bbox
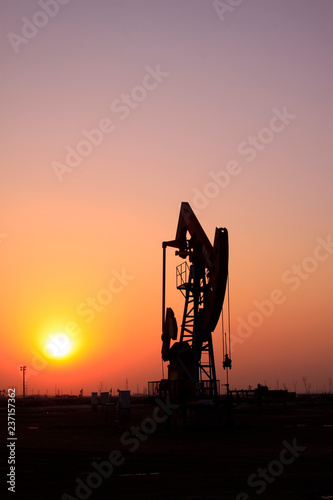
[1,396,332,500]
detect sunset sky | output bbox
[1,0,332,396]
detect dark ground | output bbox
[1,396,332,500]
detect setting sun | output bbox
[45,332,73,359]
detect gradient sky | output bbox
[1,0,332,395]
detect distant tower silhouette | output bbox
[20,366,26,402]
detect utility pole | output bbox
[20,366,26,405]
